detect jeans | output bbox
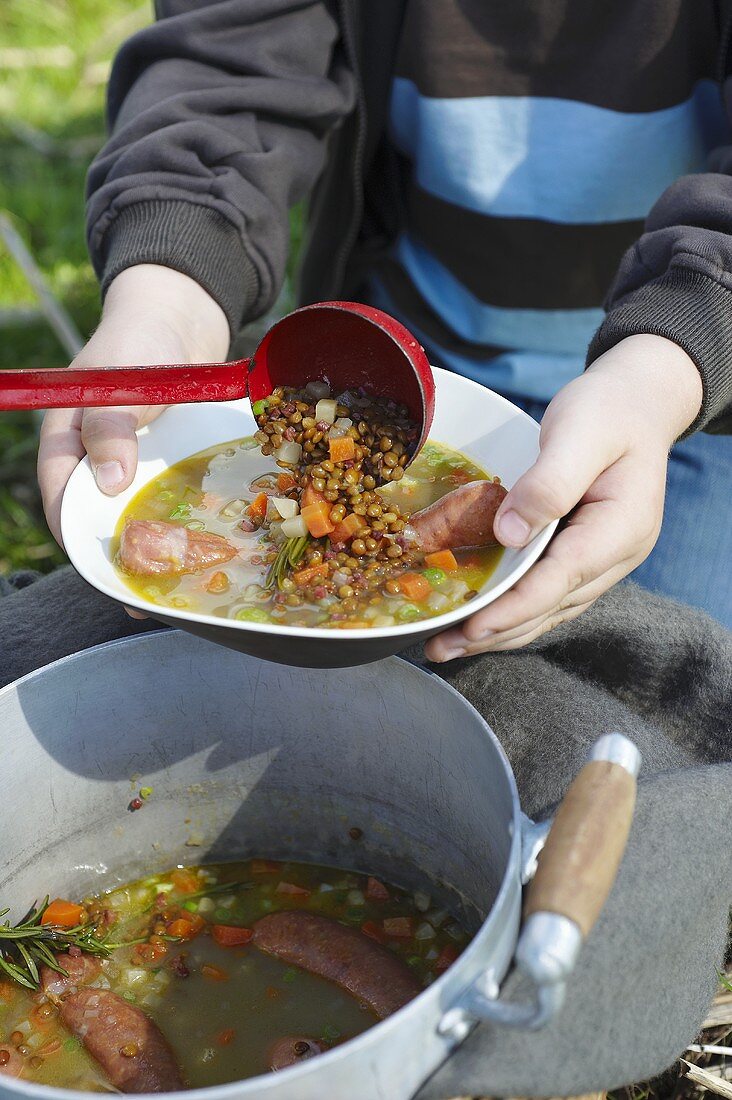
[516,398,732,630]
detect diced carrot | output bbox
[167,918,198,940]
[293,562,329,587]
[41,900,85,928]
[136,942,168,963]
[266,986,281,1000]
[211,924,254,947]
[301,483,327,510]
[171,868,200,894]
[206,571,230,594]
[330,512,366,544]
[397,573,432,602]
[277,473,297,492]
[248,492,268,522]
[250,859,281,874]
[424,550,458,572]
[361,920,387,944]
[382,916,414,939]
[202,963,229,982]
[301,500,335,538]
[332,619,370,629]
[434,943,460,973]
[328,435,356,464]
[216,1029,235,1047]
[365,877,390,902]
[275,882,310,897]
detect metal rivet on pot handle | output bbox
[438,733,640,1038]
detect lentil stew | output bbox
[0,861,469,1091]
[114,384,504,627]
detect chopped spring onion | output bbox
[396,604,421,623]
[305,380,331,401]
[280,515,308,539]
[272,497,299,520]
[274,440,303,465]
[185,520,206,531]
[169,502,191,520]
[233,607,270,623]
[314,398,337,425]
[423,568,446,587]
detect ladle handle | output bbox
[524,740,638,937]
[0,362,249,411]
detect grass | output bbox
[0,0,150,575]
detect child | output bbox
[37,0,732,659]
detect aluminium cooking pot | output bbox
[0,631,639,1100]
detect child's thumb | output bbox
[494,421,614,548]
[80,407,141,495]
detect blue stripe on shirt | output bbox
[368,276,585,404]
[389,78,729,224]
[396,234,603,355]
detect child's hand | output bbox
[425,334,703,661]
[38,266,229,548]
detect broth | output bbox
[114,437,503,627]
[0,861,469,1091]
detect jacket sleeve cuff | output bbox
[586,269,732,436]
[95,200,260,338]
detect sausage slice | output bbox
[41,956,183,1093]
[409,479,507,552]
[252,912,421,1020]
[119,519,236,577]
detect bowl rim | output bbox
[61,367,557,641]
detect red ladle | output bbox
[0,301,436,455]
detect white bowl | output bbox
[61,367,556,667]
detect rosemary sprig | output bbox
[0,899,112,990]
[265,535,310,590]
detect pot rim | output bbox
[0,634,524,1100]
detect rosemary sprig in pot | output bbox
[0,899,112,990]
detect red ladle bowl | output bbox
[0,301,435,456]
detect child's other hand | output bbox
[38,266,229,548]
[425,334,703,661]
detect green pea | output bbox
[183,900,199,913]
[214,907,231,921]
[423,568,446,587]
[282,969,297,984]
[234,607,270,623]
[251,399,268,416]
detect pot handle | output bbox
[439,732,640,1038]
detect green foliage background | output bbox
[0,0,151,574]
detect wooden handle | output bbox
[524,760,636,938]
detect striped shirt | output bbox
[368,0,730,403]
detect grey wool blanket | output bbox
[1,566,730,1098]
